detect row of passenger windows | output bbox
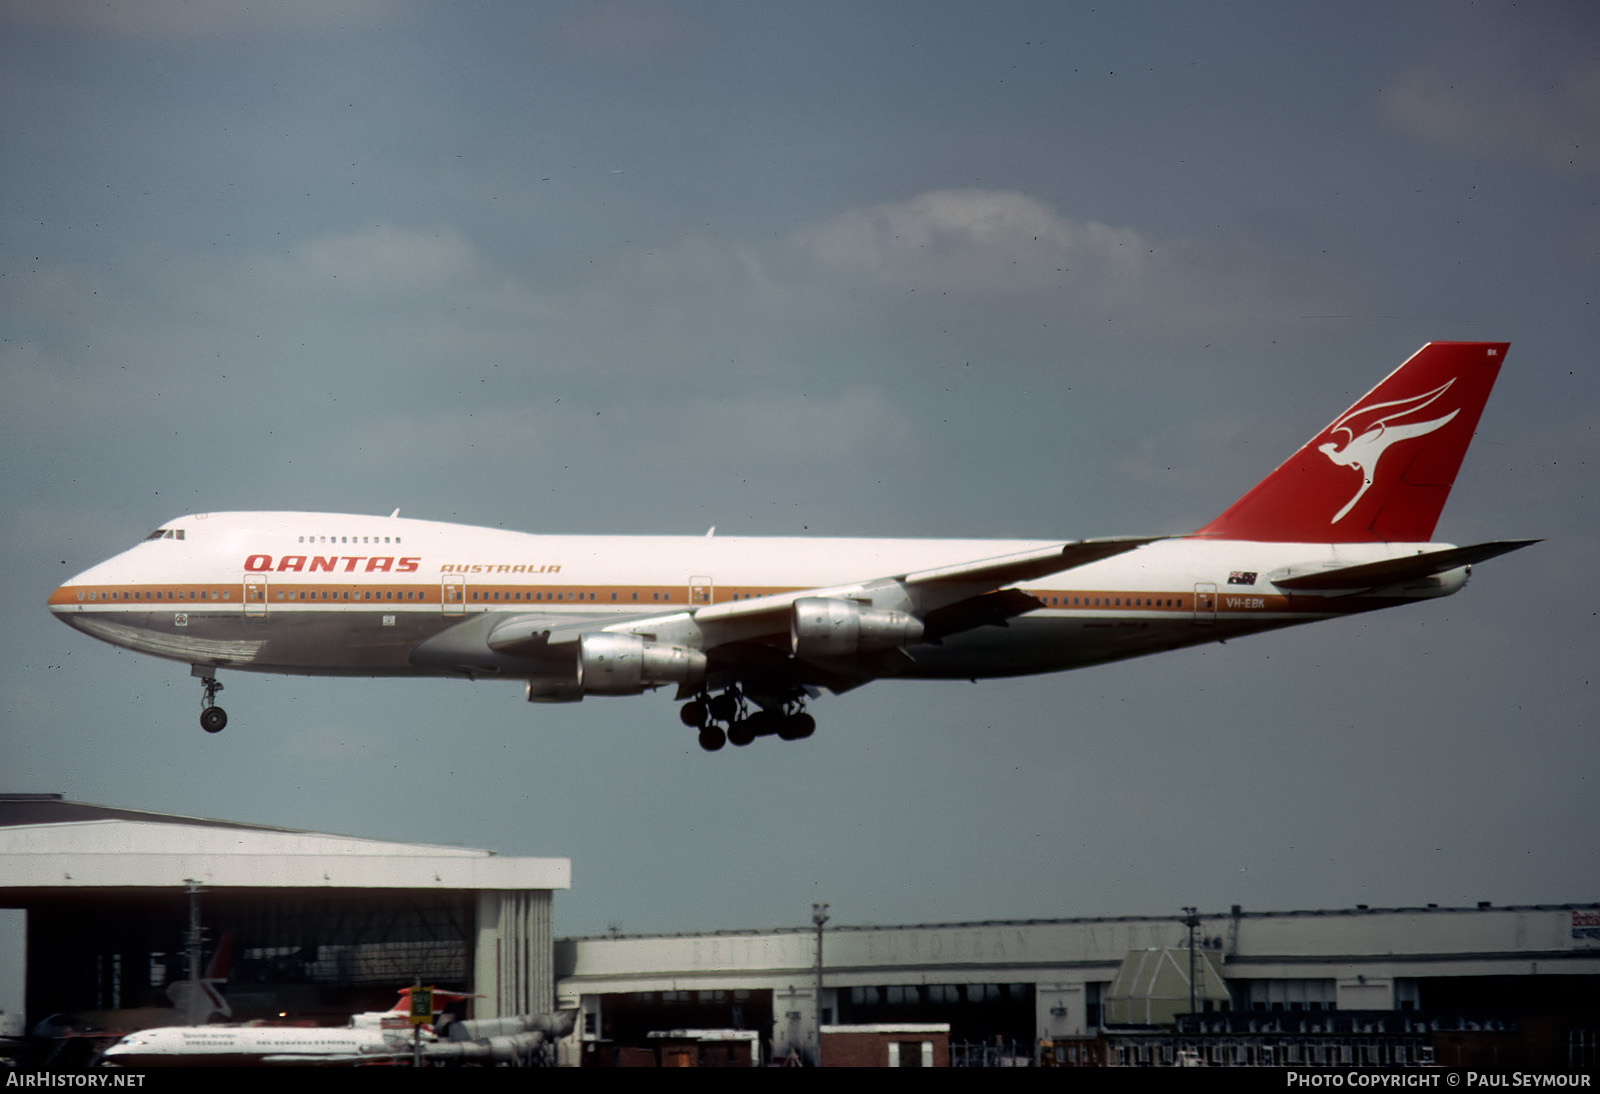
[295,534,402,544]
[79,587,678,604]
[1041,596,1181,607]
[79,589,227,601]
[78,587,1190,608]
[470,590,681,602]
[274,590,421,601]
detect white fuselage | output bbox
[49,511,1464,684]
[99,1020,421,1066]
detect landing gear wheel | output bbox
[708,690,741,723]
[196,671,226,734]
[727,719,756,747]
[779,712,816,740]
[746,710,781,738]
[697,726,726,752]
[679,700,708,728]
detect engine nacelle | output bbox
[427,1031,549,1064]
[577,632,707,695]
[790,597,923,658]
[525,672,583,703]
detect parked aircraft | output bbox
[98,988,570,1067]
[99,1019,418,1067]
[49,342,1533,751]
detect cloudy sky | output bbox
[2,0,1595,965]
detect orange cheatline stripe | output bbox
[48,582,1302,613]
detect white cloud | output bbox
[782,188,1323,338]
[291,224,480,295]
[788,188,1153,291]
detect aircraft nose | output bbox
[48,574,80,617]
[49,561,102,622]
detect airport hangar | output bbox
[0,794,568,1025]
[3,795,1596,1064]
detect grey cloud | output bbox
[557,1,687,56]
[1382,52,1600,175]
[1,0,416,40]
[334,385,922,486]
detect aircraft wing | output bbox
[895,536,1164,587]
[408,536,1161,681]
[684,535,1161,631]
[468,535,1162,672]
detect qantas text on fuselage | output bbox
[50,342,1535,751]
[241,555,421,572]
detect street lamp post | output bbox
[1181,906,1200,1020]
[812,903,830,1065]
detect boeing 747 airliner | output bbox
[50,342,1534,751]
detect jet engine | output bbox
[790,597,923,658]
[524,633,707,701]
[432,1011,577,1066]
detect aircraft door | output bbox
[441,575,466,616]
[689,575,713,607]
[243,573,268,617]
[1192,582,1217,624]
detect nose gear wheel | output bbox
[197,673,227,734]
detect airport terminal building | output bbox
[556,904,1600,1065]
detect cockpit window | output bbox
[144,528,186,541]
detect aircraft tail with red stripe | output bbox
[1194,342,1509,543]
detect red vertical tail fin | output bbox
[1194,342,1509,543]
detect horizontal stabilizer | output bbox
[1271,539,1539,592]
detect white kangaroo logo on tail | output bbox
[1317,379,1459,524]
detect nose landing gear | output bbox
[194,668,227,733]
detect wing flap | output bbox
[922,588,1044,642]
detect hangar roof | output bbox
[0,793,569,893]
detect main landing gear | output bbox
[679,686,816,752]
[194,668,227,733]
